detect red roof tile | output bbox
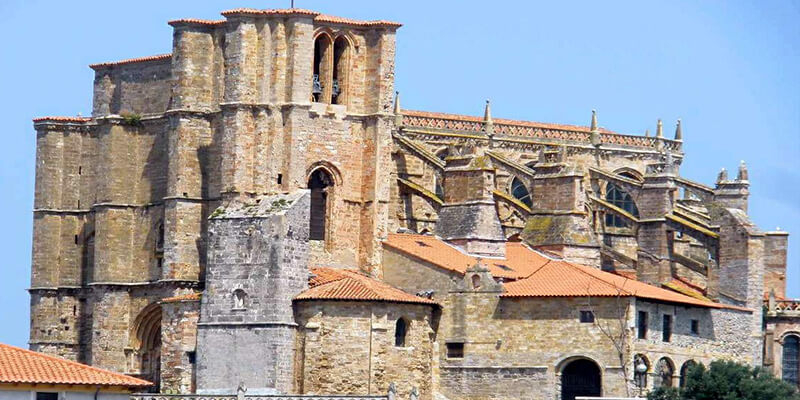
[168,18,226,27]
[0,343,151,387]
[384,233,550,279]
[89,54,171,69]
[503,260,733,309]
[217,9,401,27]
[385,233,749,311]
[32,116,91,123]
[295,267,437,305]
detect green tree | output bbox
[679,360,799,400]
[647,387,680,400]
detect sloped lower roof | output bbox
[384,233,550,279]
[295,267,437,306]
[0,343,151,387]
[385,233,748,311]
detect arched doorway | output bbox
[132,304,162,392]
[783,334,799,386]
[679,360,697,388]
[308,168,333,241]
[561,358,601,400]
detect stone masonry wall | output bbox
[92,60,173,117]
[161,298,200,394]
[196,191,309,394]
[295,301,435,400]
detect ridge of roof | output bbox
[0,343,151,387]
[402,109,616,134]
[32,116,92,123]
[89,53,172,69]
[218,9,401,27]
[295,267,437,306]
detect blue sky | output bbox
[0,0,797,348]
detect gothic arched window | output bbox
[784,335,799,386]
[605,183,639,228]
[308,168,334,240]
[511,177,532,208]
[395,318,408,347]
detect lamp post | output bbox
[634,357,648,397]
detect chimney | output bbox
[434,148,505,258]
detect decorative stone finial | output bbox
[393,91,403,127]
[737,160,748,181]
[589,109,601,147]
[484,99,494,136]
[645,129,650,137]
[388,382,397,400]
[674,119,682,141]
[410,386,420,400]
[656,119,663,138]
[717,167,728,184]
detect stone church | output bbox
[29,7,800,400]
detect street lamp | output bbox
[634,356,648,397]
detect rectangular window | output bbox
[446,342,464,359]
[187,351,196,364]
[277,174,283,185]
[37,393,59,400]
[691,319,699,335]
[663,314,672,342]
[579,310,595,323]
[637,311,648,339]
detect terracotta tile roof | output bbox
[384,233,550,279]
[161,293,202,303]
[402,109,616,134]
[218,8,401,27]
[295,267,437,305]
[503,260,729,309]
[168,18,226,27]
[32,116,92,123]
[385,233,748,311]
[0,343,151,387]
[89,54,171,69]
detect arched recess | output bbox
[605,183,639,228]
[614,167,644,182]
[312,33,333,103]
[130,303,162,392]
[783,334,799,386]
[510,176,532,209]
[331,35,351,105]
[394,318,409,347]
[679,360,697,388]
[559,357,602,400]
[654,357,675,388]
[307,166,337,241]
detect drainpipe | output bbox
[93,386,100,400]
[367,313,374,395]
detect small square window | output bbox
[446,342,464,358]
[579,310,595,323]
[187,351,196,364]
[691,319,699,335]
[37,393,59,400]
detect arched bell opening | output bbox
[312,34,333,103]
[331,36,350,105]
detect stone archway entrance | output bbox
[561,358,601,400]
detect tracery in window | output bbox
[604,183,639,228]
[511,177,532,209]
[784,334,799,386]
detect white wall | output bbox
[0,389,130,400]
